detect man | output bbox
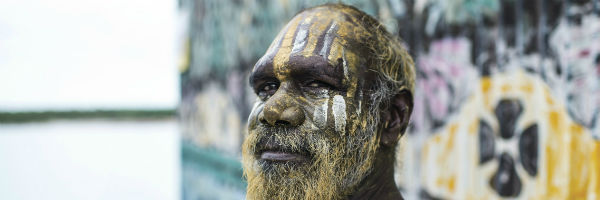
[243,3,415,200]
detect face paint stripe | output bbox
[269,17,298,57]
[357,90,362,116]
[319,21,338,59]
[267,25,287,56]
[291,28,308,54]
[291,17,314,54]
[312,20,334,56]
[253,18,294,73]
[273,14,304,71]
[313,93,329,128]
[342,49,349,81]
[302,18,332,57]
[332,95,347,134]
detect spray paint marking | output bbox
[332,95,347,133]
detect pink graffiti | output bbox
[412,37,477,132]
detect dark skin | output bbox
[246,5,413,199]
[249,55,413,199]
[350,92,413,200]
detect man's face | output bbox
[243,7,381,200]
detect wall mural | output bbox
[178,0,600,199]
[411,70,600,199]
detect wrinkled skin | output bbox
[243,4,413,200]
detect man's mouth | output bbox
[255,140,312,163]
[260,151,310,162]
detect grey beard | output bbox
[242,110,381,200]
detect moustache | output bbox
[251,125,319,159]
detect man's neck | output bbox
[347,147,403,200]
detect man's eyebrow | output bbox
[288,55,345,85]
[249,60,275,86]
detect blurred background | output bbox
[0,0,180,199]
[2,0,600,199]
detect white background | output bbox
[0,0,181,199]
[0,0,180,111]
[0,120,180,200]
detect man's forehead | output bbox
[253,5,371,74]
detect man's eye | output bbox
[306,80,332,89]
[262,83,277,91]
[257,82,279,98]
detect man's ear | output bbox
[380,90,413,147]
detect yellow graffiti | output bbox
[419,69,600,199]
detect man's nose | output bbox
[259,92,305,127]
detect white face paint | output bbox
[332,95,347,133]
[342,49,349,80]
[291,17,311,54]
[319,21,338,58]
[291,27,308,53]
[313,91,329,128]
[357,90,362,116]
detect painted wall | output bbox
[179,0,600,199]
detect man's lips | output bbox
[260,151,309,162]
[254,135,312,163]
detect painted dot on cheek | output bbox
[332,95,347,134]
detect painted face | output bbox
[243,6,380,200]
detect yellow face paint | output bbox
[244,4,415,200]
[250,5,376,137]
[244,5,384,200]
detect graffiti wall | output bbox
[179,0,600,199]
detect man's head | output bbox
[243,4,415,199]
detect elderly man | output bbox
[243,3,415,200]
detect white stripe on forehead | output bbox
[253,55,269,73]
[291,28,308,54]
[319,21,338,58]
[332,95,347,133]
[266,31,284,56]
[291,18,311,54]
[251,18,291,73]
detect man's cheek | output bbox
[311,95,330,129]
[344,96,367,137]
[247,102,264,130]
[306,94,348,135]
